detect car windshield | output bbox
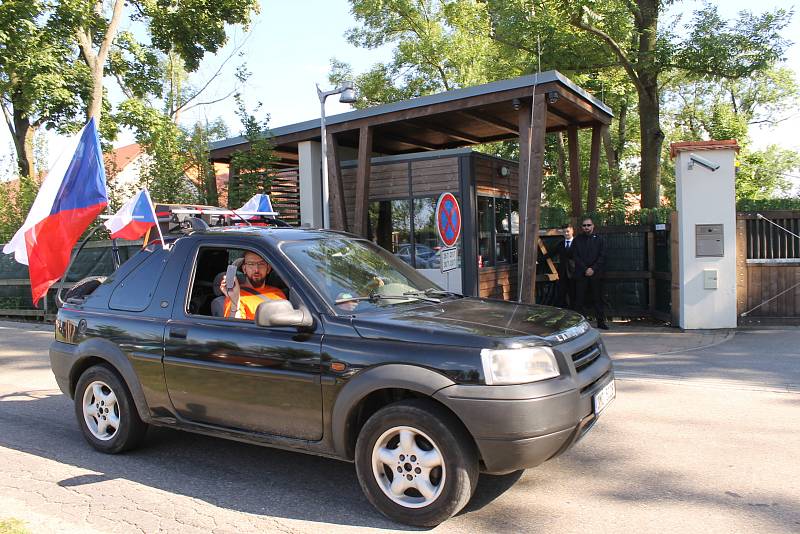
[282,237,446,313]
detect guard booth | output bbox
[337,148,521,297]
[209,71,613,303]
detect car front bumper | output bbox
[433,335,614,474]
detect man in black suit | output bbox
[546,223,576,308]
[572,217,609,329]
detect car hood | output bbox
[351,297,586,348]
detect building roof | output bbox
[210,70,613,166]
[106,143,143,172]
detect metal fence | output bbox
[0,239,143,321]
[537,221,674,321]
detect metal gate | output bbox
[736,210,800,325]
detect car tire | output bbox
[354,398,479,526]
[74,364,148,454]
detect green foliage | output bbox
[735,147,799,200]
[1,0,259,182]
[737,197,800,212]
[664,68,800,201]
[0,517,29,534]
[117,98,197,205]
[227,95,277,209]
[340,0,794,210]
[0,0,90,177]
[184,119,229,206]
[140,0,259,71]
[0,173,41,242]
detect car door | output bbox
[162,241,324,441]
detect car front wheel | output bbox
[74,364,147,454]
[355,399,478,526]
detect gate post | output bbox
[671,140,740,329]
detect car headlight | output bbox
[480,346,560,385]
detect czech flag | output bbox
[2,119,107,306]
[104,189,157,240]
[235,194,277,219]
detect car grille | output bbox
[572,343,601,373]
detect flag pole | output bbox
[144,188,168,250]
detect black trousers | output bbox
[574,275,606,324]
[555,275,576,309]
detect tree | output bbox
[185,119,230,206]
[0,0,88,178]
[63,0,259,123]
[665,68,800,200]
[342,0,792,209]
[226,95,278,209]
[564,1,791,207]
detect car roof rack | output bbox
[151,203,292,237]
[57,202,293,308]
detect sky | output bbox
[1,0,798,188]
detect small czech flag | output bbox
[104,189,158,240]
[235,194,277,219]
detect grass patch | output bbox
[0,518,29,534]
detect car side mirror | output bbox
[255,300,313,328]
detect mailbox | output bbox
[696,224,724,257]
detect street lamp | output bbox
[317,80,357,228]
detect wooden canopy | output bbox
[209,70,613,303]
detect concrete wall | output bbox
[675,147,737,329]
[298,141,323,228]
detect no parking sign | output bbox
[435,192,461,247]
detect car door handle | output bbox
[169,327,188,339]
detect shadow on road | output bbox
[0,392,520,531]
[612,330,800,391]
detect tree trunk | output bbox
[636,0,663,209]
[12,110,36,179]
[637,80,664,208]
[79,0,126,123]
[204,165,219,207]
[554,132,570,196]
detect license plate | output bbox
[593,380,616,415]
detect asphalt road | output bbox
[0,320,798,533]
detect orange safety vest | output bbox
[224,285,287,320]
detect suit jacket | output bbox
[572,233,606,277]
[546,239,575,279]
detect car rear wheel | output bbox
[74,364,147,453]
[355,399,478,526]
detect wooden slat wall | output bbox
[411,158,459,195]
[741,264,800,321]
[480,265,518,300]
[341,156,461,229]
[737,211,800,324]
[270,169,301,226]
[474,155,519,198]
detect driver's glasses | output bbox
[244,261,269,269]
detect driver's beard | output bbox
[247,275,266,288]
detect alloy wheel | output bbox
[81,380,120,441]
[371,425,446,508]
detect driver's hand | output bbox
[221,275,241,302]
[365,276,385,292]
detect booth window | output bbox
[368,199,412,265]
[478,195,519,268]
[368,196,459,269]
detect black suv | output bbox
[50,226,614,526]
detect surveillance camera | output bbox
[688,153,720,172]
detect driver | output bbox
[220,251,286,319]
